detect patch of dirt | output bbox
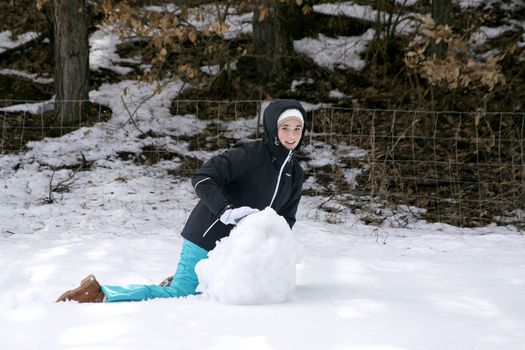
[322,108,525,227]
[0,1,48,34]
[169,99,259,121]
[0,102,112,152]
[117,145,204,178]
[0,74,52,101]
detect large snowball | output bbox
[195,207,297,304]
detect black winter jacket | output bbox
[181,99,306,251]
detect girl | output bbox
[56,98,306,303]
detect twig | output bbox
[120,95,146,135]
[119,79,186,135]
[318,193,336,209]
[44,154,87,204]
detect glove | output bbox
[220,206,259,225]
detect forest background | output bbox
[1,0,524,227]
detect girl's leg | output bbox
[101,239,208,302]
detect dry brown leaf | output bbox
[188,29,198,44]
[174,28,184,41]
[102,0,113,14]
[258,7,268,22]
[302,4,312,15]
[36,0,50,11]
[178,64,199,79]
[160,15,170,32]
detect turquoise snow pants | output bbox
[101,239,208,302]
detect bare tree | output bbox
[53,0,89,125]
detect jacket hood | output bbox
[263,99,307,158]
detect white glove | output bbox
[220,206,259,225]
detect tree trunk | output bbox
[432,0,451,26]
[53,0,89,126]
[430,0,451,59]
[252,0,294,82]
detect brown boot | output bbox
[56,274,105,303]
[159,276,173,287]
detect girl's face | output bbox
[277,119,303,150]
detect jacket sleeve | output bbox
[278,171,304,229]
[191,145,252,217]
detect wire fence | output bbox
[1,99,524,228]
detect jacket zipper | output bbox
[203,150,292,237]
[269,150,292,208]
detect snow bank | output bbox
[196,208,297,304]
[293,29,375,71]
[0,31,39,54]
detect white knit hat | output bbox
[277,109,304,128]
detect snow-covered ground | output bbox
[1,1,525,349]
[1,184,524,349]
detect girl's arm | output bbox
[191,145,251,216]
[278,174,304,228]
